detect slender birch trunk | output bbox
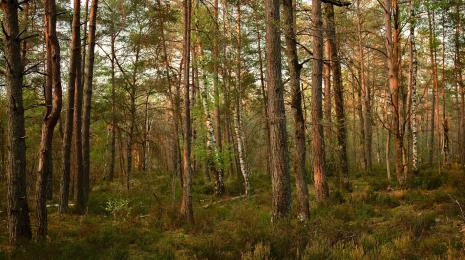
[234,0,250,196]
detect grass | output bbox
[1,166,465,259]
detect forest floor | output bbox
[1,166,465,259]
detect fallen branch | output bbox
[321,0,351,7]
[202,195,252,209]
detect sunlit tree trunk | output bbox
[383,0,404,184]
[312,0,329,200]
[2,0,33,245]
[282,0,309,220]
[356,1,372,173]
[324,3,349,187]
[265,0,292,220]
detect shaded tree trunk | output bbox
[82,0,98,202]
[282,0,309,220]
[36,0,63,238]
[234,0,250,196]
[60,0,80,213]
[73,1,85,214]
[2,0,33,245]
[180,0,194,224]
[265,0,292,220]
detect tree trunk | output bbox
[357,1,372,173]
[82,0,99,203]
[36,0,63,238]
[107,31,117,181]
[383,0,403,184]
[180,0,194,224]
[312,0,330,200]
[455,0,465,165]
[59,0,81,213]
[282,0,309,220]
[199,44,225,195]
[265,0,292,220]
[2,0,33,245]
[73,0,85,214]
[254,17,272,177]
[324,3,349,187]
[427,6,439,166]
[234,0,250,196]
[408,0,419,173]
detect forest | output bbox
[1,0,465,258]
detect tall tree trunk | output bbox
[455,0,465,165]
[73,1,85,213]
[82,0,99,202]
[107,31,117,181]
[36,0,63,238]
[59,0,81,213]
[441,13,449,165]
[427,6,439,166]
[356,1,372,173]
[408,0,419,173]
[158,0,182,193]
[180,0,194,224]
[265,0,292,220]
[324,3,349,187]
[383,0,403,184]
[255,17,272,177]
[234,0,250,196]
[282,0,309,220]
[312,0,329,200]
[213,0,223,172]
[2,0,33,245]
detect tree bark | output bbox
[82,0,99,202]
[73,0,85,214]
[36,0,63,238]
[455,0,465,165]
[312,0,330,200]
[356,1,372,173]
[383,0,404,184]
[427,6,439,166]
[324,3,349,187]
[60,0,80,213]
[234,0,250,196]
[265,0,292,220]
[2,0,33,245]
[180,0,194,224]
[282,0,309,220]
[408,0,419,173]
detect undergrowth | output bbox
[1,166,465,259]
